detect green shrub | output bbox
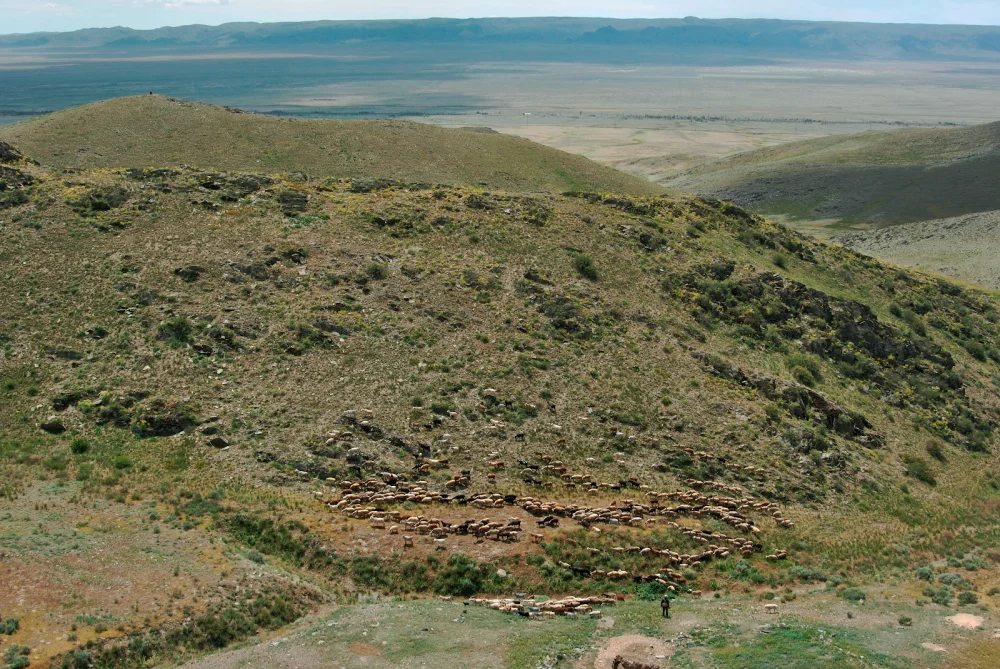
[157,315,194,346]
[925,439,946,462]
[898,615,912,627]
[573,254,598,281]
[957,591,979,606]
[4,645,30,669]
[915,567,933,581]
[70,437,90,455]
[963,556,986,571]
[786,353,822,387]
[902,455,936,486]
[433,553,488,597]
[635,581,669,601]
[839,587,866,602]
[773,254,788,269]
[246,550,265,564]
[922,585,953,606]
[789,565,827,582]
[0,618,19,635]
[939,573,967,587]
[364,262,388,281]
[901,309,927,336]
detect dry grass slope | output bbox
[835,210,1000,291]
[0,95,662,196]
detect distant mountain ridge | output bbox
[3,17,1000,60]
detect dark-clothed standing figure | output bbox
[661,595,670,618]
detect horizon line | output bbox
[3,15,1000,40]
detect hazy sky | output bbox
[3,0,1000,35]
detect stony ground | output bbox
[835,211,1000,291]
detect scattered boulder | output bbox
[40,420,67,434]
[43,346,83,361]
[125,167,179,181]
[0,166,34,190]
[0,166,34,210]
[195,173,273,199]
[277,189,308,215]
[70,186,130,214]
[174,265,205,282]
[209,436,230,449]
[0,141,28,164]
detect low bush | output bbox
[364,262,388,281]
[786,353,823,387]
[157,315,194,346]
[957,592,979,606]
[4,645,30,669]
[902,455,936,486]
[433,552,491,597]
[922,585,953,606]
[839,587,867,602]
[939,573,967,587]
[962,556,986,571]
[925,439,946,462]
[573,254,599,281]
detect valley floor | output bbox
[177,595,999,669]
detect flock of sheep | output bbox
[322,473,794,590]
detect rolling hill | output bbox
[0,95,661,195]
[665,121,1000,227]
[3,121,1000,667]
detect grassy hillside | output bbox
[666,122,1000,227]
[0,95,661,196]
[3,143,1000,667]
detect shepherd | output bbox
[660,594,671,618]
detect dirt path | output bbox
[593,634,673,668]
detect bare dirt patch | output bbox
[948,614,985,630]
[593,634,673,668]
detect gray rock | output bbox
[40,421,66,434]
